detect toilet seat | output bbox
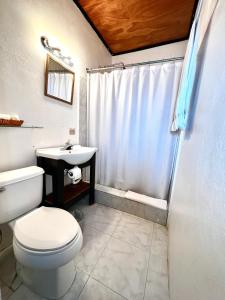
[13,206,83,270]
[14,206,79,251]
[13,227,83,270]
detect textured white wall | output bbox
[0,0,110,172]
[112,41,187,65]
[168,1,225,300]
[0,0,110,251]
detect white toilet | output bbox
[0,166,83,299]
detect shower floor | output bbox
[0,201,169,300]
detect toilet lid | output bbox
[14,206,79,251]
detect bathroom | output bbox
[0,0,225,299]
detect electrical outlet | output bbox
[69,128,75,135]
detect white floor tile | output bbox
[153,224,168,243]
[79,277,124,300]
[151,240,167,258]
[145,271,169,300]
[92,237,148,300]
[83,205,121,235]
[113,213,154,250]
[118,213,154,234]
[148,254,168,277]
[74,225,111,274]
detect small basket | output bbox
[0,119,24,126]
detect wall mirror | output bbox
[45,55,74,105]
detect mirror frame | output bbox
[44,54,75,105]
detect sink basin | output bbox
[36,145,97,165]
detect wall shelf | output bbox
[0,125,43,128]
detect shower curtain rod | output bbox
[86,56,184,73]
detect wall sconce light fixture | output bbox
[41,36,73,67]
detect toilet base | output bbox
[16,260,76,299]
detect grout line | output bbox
[119,209,149,220]
[88,233,112,276]
[98,200,156,226]
[10,272,22,293]
[59,269,80,300]
[83,220,120,238]
[1,286,14,298]
[89,276,128,300]
[97,199,162,226]
[85,203,153,251]
[77,202,169,299]
[95,204,124,220]
[83,204,122,237]
[77,273,90,300]
[88,224,151,300]
[110,235,150,253]
[96,190,167,224]
[143,223,156,300]
[85,206,152,251]
[78,205,117,276]
[110,211,122,236]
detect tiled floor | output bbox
[0,203,169,300]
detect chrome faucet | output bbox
[61,140,74,150]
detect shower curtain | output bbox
[47,72,73,101]
[87,61,182,199]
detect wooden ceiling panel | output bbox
[74,0,197,55]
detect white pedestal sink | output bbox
[36,145,97,165]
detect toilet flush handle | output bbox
[0,186,6,192]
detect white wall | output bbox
[0,0,110,251]
[168,1,225,300]
[0,0,110,172]
[112,40,187,65]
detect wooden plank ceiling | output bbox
[74,0,197,55]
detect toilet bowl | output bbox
[0,166,83,299]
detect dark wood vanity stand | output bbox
[37,154,96,209]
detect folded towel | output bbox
[0,114,20,120]
[0,114,11,120]
[10,114,20,120]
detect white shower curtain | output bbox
[48,72,73,102]
[88,62,182,199]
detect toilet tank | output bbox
[0,166,44,224]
